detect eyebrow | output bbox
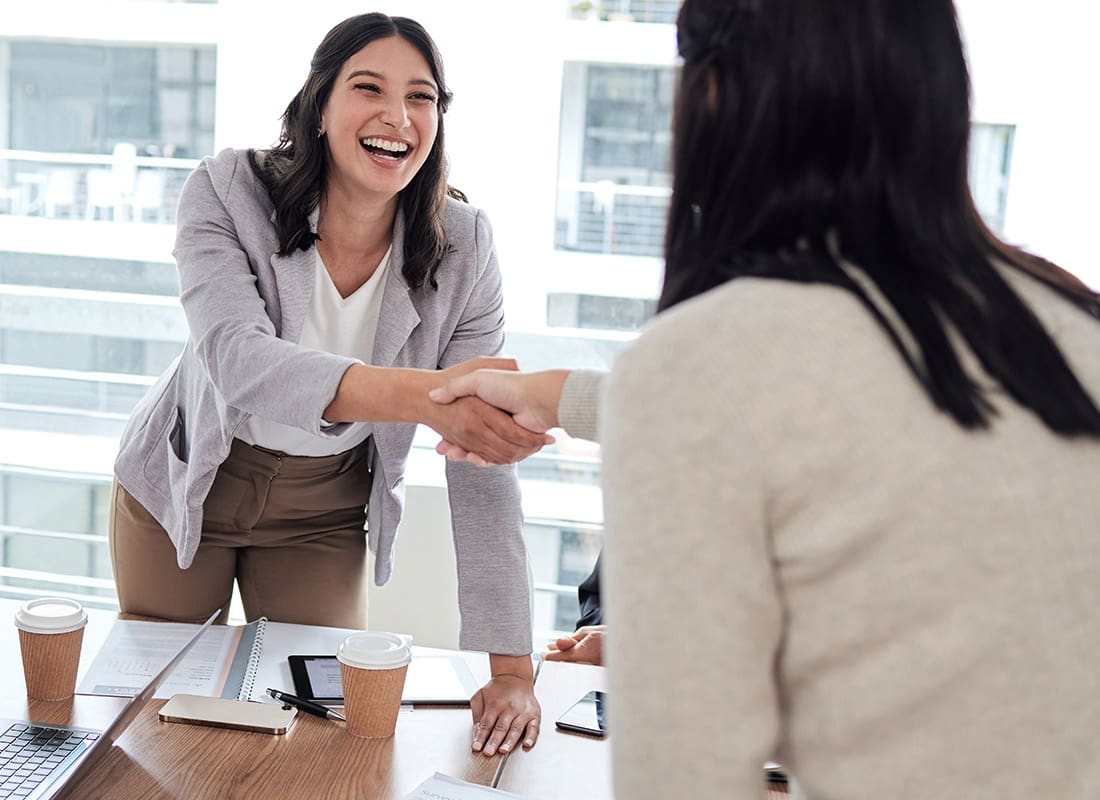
[346,69,438,93]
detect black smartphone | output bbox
[554,690,608,737]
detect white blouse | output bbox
[236,245,390,456]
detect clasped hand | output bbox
[428,369,569,466]
[423,359,553,465]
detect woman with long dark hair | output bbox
[602,0,1100,795]
[110,13,543,756]
[432,0,1100,792]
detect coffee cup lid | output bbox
[15,597,88,635]
[337,632,412,670]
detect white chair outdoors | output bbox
[85,142,138,221]
[125,168,168,223]
[85,168,120,220]
[0,185,18,215]
[43,169,79,218]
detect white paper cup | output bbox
[15,598,88,701]
[337,632,412,738]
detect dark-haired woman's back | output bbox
[601,263,1100,799]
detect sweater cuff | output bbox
[558,369,605,442]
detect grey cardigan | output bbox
[114,148,531,655]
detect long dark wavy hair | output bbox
[249,13,456,291]
[662,0,1100,434]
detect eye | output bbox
[410,92,437,104]
[353,82,381,94]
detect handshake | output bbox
[426,359,574,467]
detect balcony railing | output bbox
[567,0,680,23]
[556,180,671,258]
[0,148,198,225]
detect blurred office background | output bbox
[1,0,1097,648]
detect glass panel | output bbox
[9,41,215,158]
[0,474,114,603]
[556,63,674,258]
[0,251,179,295]
[969,123,1015,234]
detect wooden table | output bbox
[2,600,501,799]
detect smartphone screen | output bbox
[555,690,608,737]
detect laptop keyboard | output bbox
[0,723,99,799]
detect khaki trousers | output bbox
[109,437,373,628]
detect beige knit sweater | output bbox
[574,270,1100,799]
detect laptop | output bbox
[0,610,219,800]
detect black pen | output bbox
[266,688,346,722]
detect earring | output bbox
[317,127,324,138]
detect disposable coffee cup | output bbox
[15,597,88,701]
[337,631,412,738]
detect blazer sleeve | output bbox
[172,158,358,436]
[440,208,532,655]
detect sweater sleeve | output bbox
[558,369,606,442]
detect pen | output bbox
[266,688,346,722]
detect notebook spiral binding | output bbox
[237,617,268,702]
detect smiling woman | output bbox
[107,12,545,759]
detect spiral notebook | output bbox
[76,617,482,704]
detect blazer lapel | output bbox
[372,210,420,367]
[270,245,315,343]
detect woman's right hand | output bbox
[428,367,569,466]
[423,358,554,465]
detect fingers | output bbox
[431,396,553,465]
[476,357,519,372]
[542,631,603,665]
[448,357,518,379]
[469,677,541,757]
[429,372,481,405]
[478,711,539,756]
[459,400,548,464]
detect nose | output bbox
[380,95,409,130]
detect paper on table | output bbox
[403,773,526,800]
[76,620,240,700]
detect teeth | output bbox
[361,137,409,153]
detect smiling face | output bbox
[319,35,440,205]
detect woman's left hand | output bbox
[470,671,541,756]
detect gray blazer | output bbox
[114,148,531,655]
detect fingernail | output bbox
[428,388,442,400]
[524,739,534,747]
[500,744,510,753]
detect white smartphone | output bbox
[158,694,297,735]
